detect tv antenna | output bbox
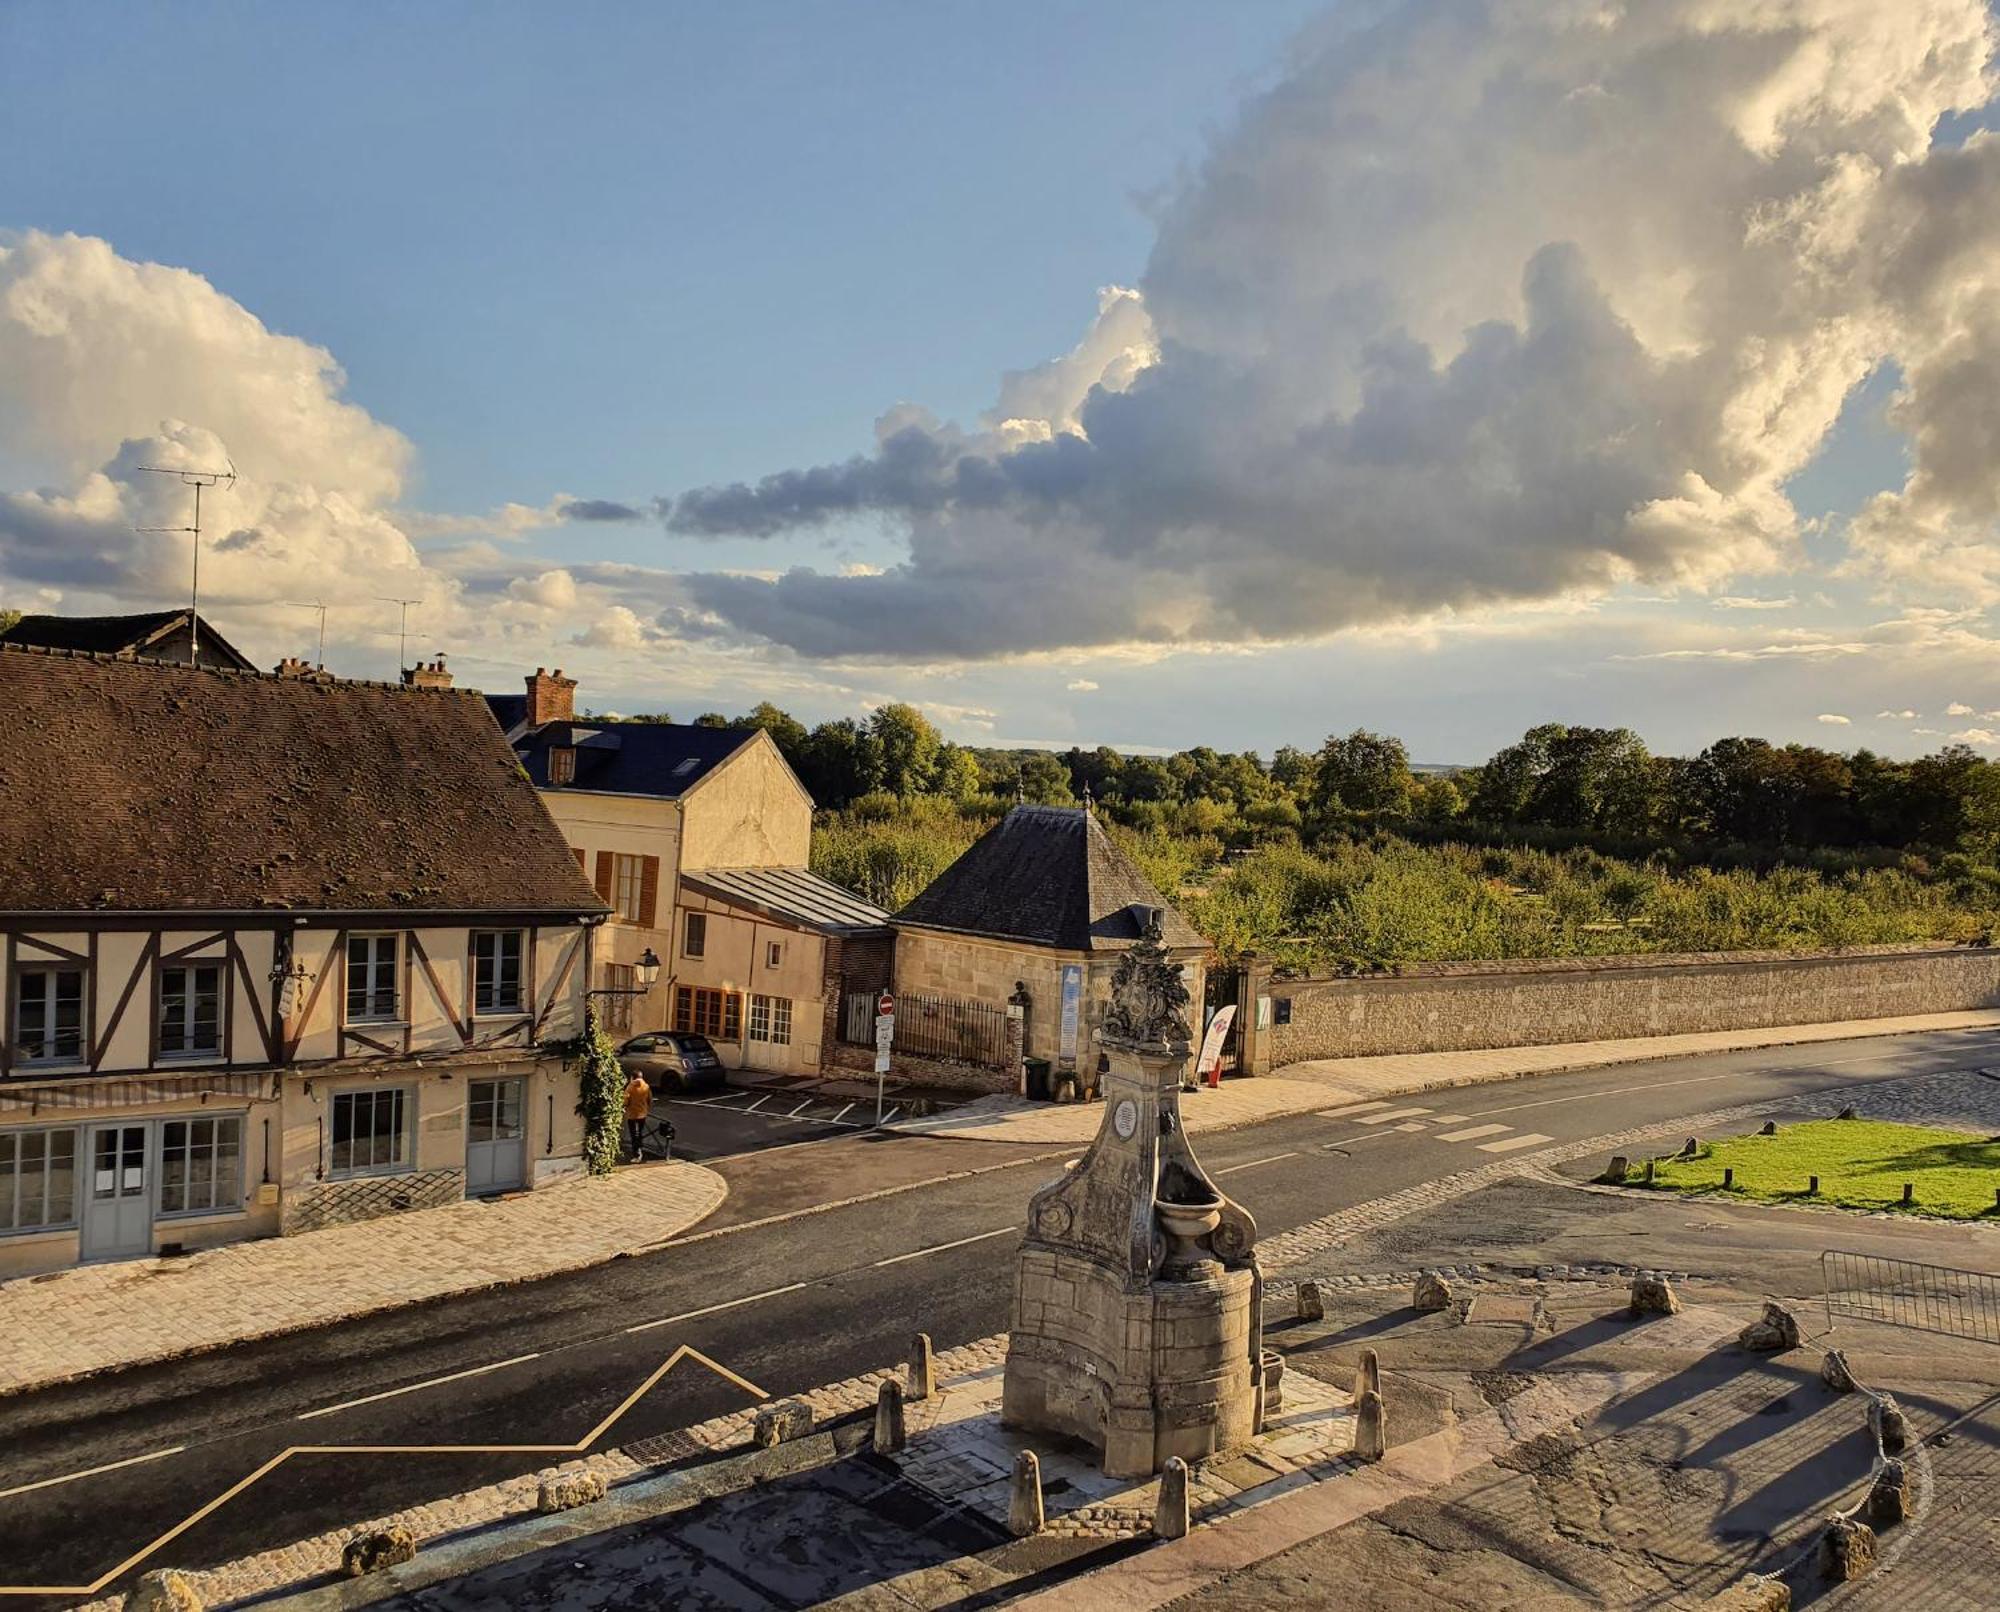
[136,461,237,666]
[377,595,423,679]
[283,600,330,668]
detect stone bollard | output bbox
[1738,1301,1802,1353]
[1008,1449,1045,1537]
[1629,1271,1681,1318]
[1678,1137,1700,1160]
[1154,1456,1192,1539]
[875,1377,907,1453]
[1759,1120,1779,1136]
[1865,1458,1909,1528]
[341,1527,416,1578]
[1871,1394,1908,1455]
[1817,1514,1877,1581]
[1412,1270,1454,1312]
[1356,1346,1382,1404]
[908,1332,936,1401]
[1600,1155,1631,1184]
[537,1470,607,1513]
[124,1570,203,1612]
[752,1398,814,1448]
[1354,1388,1386,1462]
[1820,1349,1859,1394]
[1296,1280,1325,1322]
[1261,1349,1286,1416]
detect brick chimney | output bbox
[525,666,577,727]
[273,656,333,682]
[403,654,454,690]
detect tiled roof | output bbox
[484,699,760,798]
[682,866,894,935]
[896,805,1207,952]
[0,644,609,916]
[1,609,256,670]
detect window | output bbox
[601,962,635,1033]
[345,934,400,1022]
[471,931,525,1014]
[683,911,707,959]
[158,1115,242,1216]
[613,854,646,923]
[674,985,740,1041]
[0,1127,77,1232]
[15,968,84,1064]
[749,994,792,1046]
[548,746,576,786]
[331,1088,409,1176]
[158,964,222,1058]
[766,940,784,969]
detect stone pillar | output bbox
[908,1333,936,1401]
[1236,953,1271,1077]
[1007,981,1030,1095]
[1155,1456,1192,1539]
[820,936,847,1069]
[1355,1388,1386,1462]
[875,1378,906,1453]
[1008,1450,1044,1537]
[1357,1347,1382,1402]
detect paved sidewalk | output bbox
[0,1160,726,1397]
[888,1009,2000,1145]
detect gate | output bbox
[1821,1250,2000,1345]
[1203,963,1243,1074]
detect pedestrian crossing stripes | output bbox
[1313,1103,1558,1158]
[1475,1132,1556,1153]
[1434,1123,1510,1142]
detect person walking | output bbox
[623,1070,653,1162]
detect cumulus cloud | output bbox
[1067,678,1100,692]
[1947,700,1977,715]
[1817,712,1852,725]
[1952,727,2000,746]
[662,1,2000,661]
[1877,708,1919,719]
[1715,596,1798,611]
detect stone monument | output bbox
[1001,911,1262,1476]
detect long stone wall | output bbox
[1252,944,2000,1069]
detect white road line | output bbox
[879,1105,902,1126]
[785,1100,813,1119]
[625,1282,811,1335]
[1435,1123,1512,1143]
[0,1444,188,1500]
[1430,1114,1471,1124]
[1393,1122,1426,1132]
[1214,1152,1299,1176]
[743,1095,771,1113]
[1314,1100,1393,1118]
[1477,1132,1556,1153]
[296,1352,544,1422]
[830,1103,854,1125]
[874,1226,1016,1267]
[1352,1106,1431,1125]
[1319,1130,1401,1150]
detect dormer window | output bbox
[548,747,576,786]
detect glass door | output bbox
[465,1078,526,1194]
[81,1123,151,1260]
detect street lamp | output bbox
[589,947,662,1000]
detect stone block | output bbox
[1871,1394,1909,1454]
[1629,1271,1680,1317]
[341,1527,417,1578]
[536,1470,607,1513]
[1865,1459,1908,1528]
[1296,1280,1324,1322]
[1354,1387,1385,1462]
[752,1398,814,1448]
[1820,1349,1859,1393]
[1817,1514,1877,1582]
[1412,1270,1454,1311]
[1738,1301,1802,1353]
[1008,1450,1044,1537]
[875,1377,907,1453]
[124,1570,203,1612]
[1699,1574,1790,1611]
[1154,1456,1192,1539]
[1599,1155,1631,1184]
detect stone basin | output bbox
[1155,1199,1222,1240]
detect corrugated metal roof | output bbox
[683,865,894,935]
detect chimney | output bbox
[525,666,577,727]
[273,656,333,682]
[403,654,454,690]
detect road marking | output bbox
[0,1445,187,1501]
[1435,1123,1512,1143]
[1430,1114,1471,1124]
[879,1105,902,1126]
[296,1352,543,1421]
[830,1103,854,1124]
[625,1281,810,1334]
[1352,1106,1431,1125]
[743,1095,771,1113]
[1318,1130,1401,1151]
[873,1226,1015,1266]
[785,1100,813,1119]
[1214,1151,1299,1176]
[1314,1100,1393,1118]
[1476,1132,1556,1153]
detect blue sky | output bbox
[3,3,1998,763]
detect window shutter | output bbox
[593,850,614,903]
[574,847,586,871]
[639,856,660,928]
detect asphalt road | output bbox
[4,1025,1997,1604]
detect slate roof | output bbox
[681,866,893,936]
[896,805,1207,952]
[0,645,609,916]
[1,609,256,670]
[485,697,760,798]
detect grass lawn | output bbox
[1641,1118,2000,1219]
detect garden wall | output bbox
[1251,943,2000,1070]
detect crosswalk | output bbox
[1315,1099,1555,1156]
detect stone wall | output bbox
[824,1040,1020,1095]
[1252,944,2000,1069]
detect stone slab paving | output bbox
[0,1160,727,1397]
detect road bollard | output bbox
[1723,1167,1734,1188]
[1902,1183,1914,1206]
[1808,1174,1819,1196]
[908,1332,936,1401]
[1008,1450,1044,1537]
[1354,1388,1386,1461]
[1357,1346,1382,1403]
[875,1377,906,1453]
[1297,1280,1324,1322]
[1154,1456,1192,1539]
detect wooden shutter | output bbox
[593,850,614,904]
[574,847,586,871]
[639,855,660,928]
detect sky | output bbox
[3,1,1999,764]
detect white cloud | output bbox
[1947,701,1976,715]
[1951,727,2000,746]
[1715,595,1797,611]
[1877,708,1919,719]
[1817,712,1852,725]
[1066,678,1100,692]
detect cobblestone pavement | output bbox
[1,1160,727,1397]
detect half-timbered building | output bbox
[0,643,609,1275]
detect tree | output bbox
[799,719,882,808]
[1310,729,1415,818]
[933,743,984,801]
[1271,745,1316,797]
[692,712,731,728]
[733,701,808,769]
[1016,751,1075,805]
[871,703,943,796]
[0,608,20,636]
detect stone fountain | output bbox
[1001,911,1262,1476]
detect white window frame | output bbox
[470,930,526,1015]
[157,962,224,1061]
[345,933,401,1024]
[15,966,86,1066]
[749,993,792,1047]
[613,854,645,923]
[0,1124,79,1235]
[766,940,783,969]
[157,1114,245,1219]
[329,1086,412,1178]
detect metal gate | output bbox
[1821,1250,2000,1346]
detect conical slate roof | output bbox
[897,805,1206,952]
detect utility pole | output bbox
[377,596,423,681]
[136,463,236,666]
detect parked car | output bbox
[618,1031,728,1094]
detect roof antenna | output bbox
[282,600,329,668]
[376,595,424,682]
[136,460,236,666]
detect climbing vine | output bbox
[558,1001,624,1177]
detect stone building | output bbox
[0,644,606,1276]
[891,805,1208,1093]
[488,670,892,1075]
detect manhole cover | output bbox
[1465,1295,1540,1325]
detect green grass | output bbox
[1642,1119,2000,1219]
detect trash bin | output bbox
[1023,1057,1053,1101]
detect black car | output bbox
[618,1031,728,1094]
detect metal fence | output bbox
[1821,1249,2000,1346]
[844,989,1010,1070]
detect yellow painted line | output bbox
[0,1344,764,1598]
[296,1352,543,1421]
[0,1445,186,1501]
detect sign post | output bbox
[874,991,895,1126]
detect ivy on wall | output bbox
[558,1002,625,1177]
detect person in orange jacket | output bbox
[623,1070,652,1162]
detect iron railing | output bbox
[1821,1249,2000,1346]
[843,988,1010,1069]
